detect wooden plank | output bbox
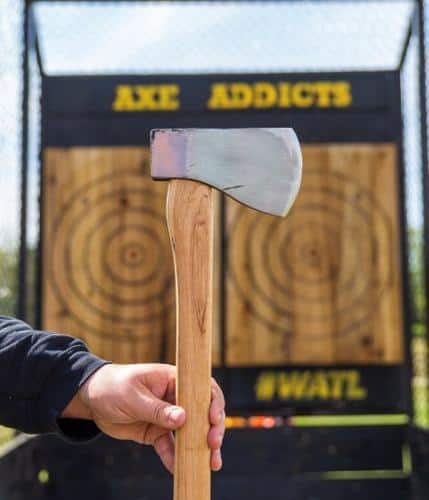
[226,143,403,366]
[42,147,221,365]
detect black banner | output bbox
[42,71,402,146]
[45,72,393,114]
[214,365,409,414]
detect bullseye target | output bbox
[42,148,175,363]
[51,183,173,334]
[226,144,404,366]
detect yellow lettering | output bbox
[112,85,137,111]
[135,85,158,110]
[278,371,311,400]
[329,371,347,399]
[255,372,277,401]
[207,80,352,110]
[346,371,367,400]
[333,81,352,107]
[307,371,330,399]
[255,369,366,402]
[158,84,180,110]
[278,83,291,108]
[207,83,254,109]
[292,83,314,107]
[113,84,180,111]
[207,83,229,109]
[230,83,253,109]
[314,81,333,108]
[253,82,277,109]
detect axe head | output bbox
[150,128,302,216]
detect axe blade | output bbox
[150,128,302,217]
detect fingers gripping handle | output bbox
[166,179,214,500]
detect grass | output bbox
[0,427,15,447]
[412,336,429,428]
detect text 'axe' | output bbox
[150,128,302,500]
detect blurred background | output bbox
[1,1,429,499]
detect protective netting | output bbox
[401,27,429,426]
[0,0,24,443]
[0,0,23,316]
[34,0,414,74]
[1,0,429,425]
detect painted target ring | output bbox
[278,221,342,285]
[49,170,173,343]
[228,168,394,340]
[119,241,145,268]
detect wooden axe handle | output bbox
[166,179,214,500]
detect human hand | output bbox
[61,363,225,473]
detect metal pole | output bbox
[417,0,429,427]
[18,1,31,321]
[418,0,429,322]
[399,12,414,71]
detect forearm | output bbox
[61,391,92,419]
[0,315,108,438]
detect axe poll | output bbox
[150,128,302,500]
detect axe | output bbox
[150,128,302,500]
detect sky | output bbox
[0,0,22,250]
[0,0,424,251]
[35,1,412,74]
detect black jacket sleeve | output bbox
[0,315,110,442]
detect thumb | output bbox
[139,392,186,429]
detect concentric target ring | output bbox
[228,169,394,340]
[64,191,172,317]
[119,241,146,268]
[259,203,365,303]
[278,222,342,285]
[102,226,162,283]
[49,169,174,343]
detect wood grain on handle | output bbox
[167,179,214,500]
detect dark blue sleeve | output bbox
[0,315,110,442]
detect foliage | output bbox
[0,245,36,321]
[408,228,429,428]
[0,247,18,316]
[408,227,427,332]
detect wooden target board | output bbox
[40,70,409,413]
[226,143,404,366]
[42,147,221,365]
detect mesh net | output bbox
[0,0,23,316]
[2,0,429,426]
[401,25,429,427]
[34,0,414,75]
[0,0,24,443]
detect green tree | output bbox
[408,227,427,336]
[0,248,18,316]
